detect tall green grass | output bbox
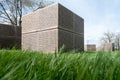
[0,50,120,80]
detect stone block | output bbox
[22,3,84,53]
[0,24,21,48]
[85,44,96,51]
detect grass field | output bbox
[0,50,120,80]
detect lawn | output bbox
[0,50,120,80]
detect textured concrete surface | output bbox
[58,4,84,34]
[58,4,84,51]
[85,44,96,51]
[0,24,21,48]
[97,43,114,51]
[22,29,58,53]
[22,3,58,34]
[22,3,84,53]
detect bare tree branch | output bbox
[0,15,9,20]
[0,2,15,25]
[100,31,115,44]
[0,11,5,14]
[0,0,53,26]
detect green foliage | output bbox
[0,50,120,80]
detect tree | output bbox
[0,0,37,27]
[100,31,115,44]
[0,0,53,27]
[37,0,54,9]
[100,31,120,50]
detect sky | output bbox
[50,0,120,46]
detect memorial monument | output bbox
[22,3,84,53]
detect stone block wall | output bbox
[0,24,21,48]
[85,44,96,51]
[22,3,84,53]
[58,4,84,51]
[97,43,114,51]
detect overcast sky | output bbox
[51,0,120,46]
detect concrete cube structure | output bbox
[85,44,96,51]
[97,43,114,51]
[0,24,21,48]
[22,3,84,53]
